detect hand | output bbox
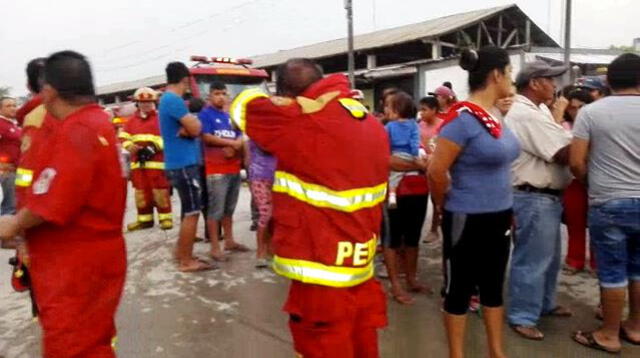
[222,147,237,159]
[128,144,141,155]
[0,216,20,240]
[231,138,243,151]
[433,205,443,224]
[415,156,428,171]
[177,127,189,138]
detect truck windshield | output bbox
[195,75,269,100]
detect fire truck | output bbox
[103,56,270,117]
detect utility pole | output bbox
[563,0,573,85]
[345,0,355,88]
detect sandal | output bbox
[407,282,433,295]
[572,331,621,354]
[511,325,544,341]
[544,305,573,317]
[620,326,640,345]
[178,260,216,273]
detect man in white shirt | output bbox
[505,61,573,341]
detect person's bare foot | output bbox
[210,251,229,262]
[178,259,216,272]
[390,286,414,305]
[621,321,640,345]
[572,330,621,353]
[225,241,250,252]
[511,325,544,340]
[407,281,433,294]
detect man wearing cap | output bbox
[576,76,609,101]
[505,61,574,340]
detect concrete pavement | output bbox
[1,185,639,357]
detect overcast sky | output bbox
[1,0,638,96]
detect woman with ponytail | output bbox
[428,46,521,358]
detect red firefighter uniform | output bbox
[231,74,390,358]
[21,103,127,358]
[119,88,172,231]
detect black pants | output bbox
[384,195,428,249]
[442,209,512,315]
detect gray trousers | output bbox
[0,172,17,215]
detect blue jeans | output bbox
[508,191,563,326]
[589,198,640,288]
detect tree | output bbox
[0,86,10,97]
[609,45,636,52]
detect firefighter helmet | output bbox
[133,87,158,102]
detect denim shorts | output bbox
[589,198,640,288]
[165,165,204,216]
[206,173,241,221]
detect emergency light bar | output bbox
[190,55,253,66]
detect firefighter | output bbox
[231,59,390,358]
[120,87,173,231]
[0,50,127,358]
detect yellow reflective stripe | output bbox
[272,171,387,213]
[15,168,34,187]
[158,213,173,221]
[118,131,131,140]
[272,255,374,288]
[138,214,153,223]
[130,161,165,170]
[338,98,368,119]
[122,141,133,150]
[130,134,164,150]
[230,88,268,132]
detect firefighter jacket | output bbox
[231,74,390,288]
[119,110,165,170]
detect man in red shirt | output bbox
[0,50,127,358]
[120,87,173,231]
[0,96,21,215]
[231,59,389,358]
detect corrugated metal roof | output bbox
[535,53,619,65]
[97,74,165,95]
[251,4,515,68]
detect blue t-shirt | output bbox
[439,111,521,214]
[199,106,242,174]
[385,119,420,156]
[158,92,202,170]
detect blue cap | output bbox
[576,76,607,91]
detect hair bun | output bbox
[460,49,479,71]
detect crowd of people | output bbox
[0,45,639,358]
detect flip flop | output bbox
[572,331,621,354]
[225,243,250,253]
[620,327,640,345]
[178,260,216,273]
[511,325,545,341]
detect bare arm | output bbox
[179,114,202,137]
[427,137,462,212]
[390,156,426,172]
[202,133,242,150]
[552,145,571,165]
[0,209,44,240]
[570,138,590,183]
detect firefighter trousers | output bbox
[131,168,172,223]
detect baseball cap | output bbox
[428,86,455,98]
[576,76,607,91]
[515,61,568,88]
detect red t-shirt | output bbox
[24,104,127,250]
[0,116,22,167]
